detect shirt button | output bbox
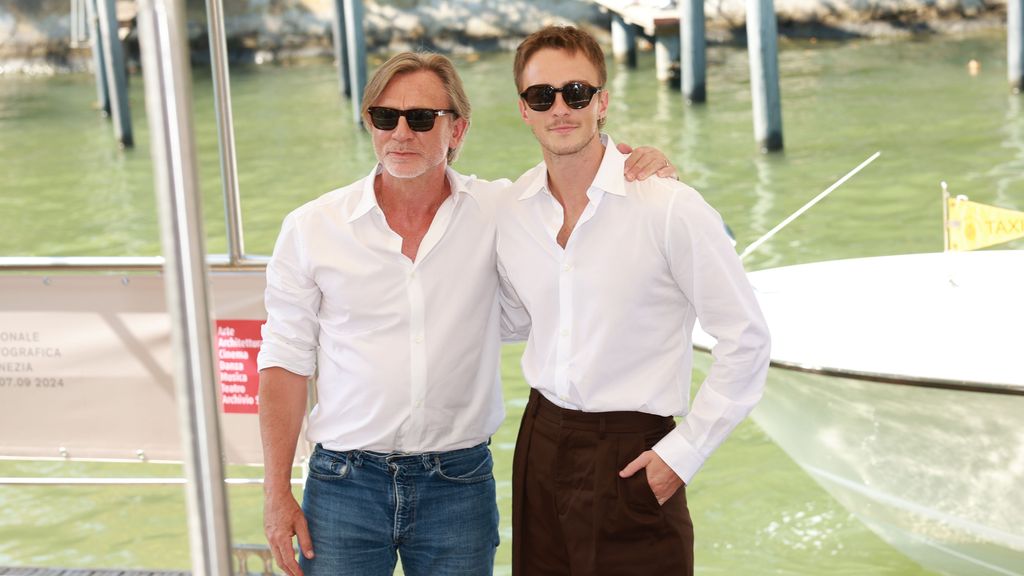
[414,335,423,343]
[409,271,416,279]
[562,264,572,272]
[560,328,569,337]
[559,394,569,402]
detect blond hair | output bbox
[362,52,472,164]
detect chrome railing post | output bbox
[204,0,245,265]
[135,0,234,574]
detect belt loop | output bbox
[531,389,541,416]
[599,414,607,440]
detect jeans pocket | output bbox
[306,447,351,481]
[433,446,494,484]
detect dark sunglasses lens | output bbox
[406,109,437,132]
[563,82,595,109]
[369,108,399,130]
[524,86,555,111]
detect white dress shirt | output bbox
[496,136,771,483]
[258,165,515,453]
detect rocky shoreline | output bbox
[0,0,1009,75]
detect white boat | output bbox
[694,249,1024,576]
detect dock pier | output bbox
[330,0,368,127]
[90,0,133,147]
[590,0,784,151]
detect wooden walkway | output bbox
[590,0,681,35]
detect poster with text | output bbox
[216,319,264,414]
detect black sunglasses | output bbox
[367,107,457,132]
[519,81,602,112]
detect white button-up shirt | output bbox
[258,165,514,453]
[496,136,770,483]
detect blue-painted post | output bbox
[331,0,351,98]
[86,0,110,115]
[1010,0,1023,93]
[343,0,367,126]
[96,0,133,147]
[611,14,637,68]
[680,0,707,103]
[746,0,783,152]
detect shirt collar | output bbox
[517,133,628,201]
[347,164,472,223]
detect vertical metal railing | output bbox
[204,0,246,265]
[134,0,234,575]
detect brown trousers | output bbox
[512,389,694,576]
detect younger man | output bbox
[498,26,771,575]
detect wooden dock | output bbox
[589,0,784,151]
[591,0,683,85]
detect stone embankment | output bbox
[0,0,1009,74]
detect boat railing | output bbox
[0,255,269,272]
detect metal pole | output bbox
[1010,0,1023,93]
[96,0,133,146]
[332,0,352,97]
[135,1,234,575]
[941,181,951,252]
[85,0,110,115]
[344,0,367,126]
[680,0,707,103]
[204,0,245,265]
[611,14,637,68]
[746,0,783,152]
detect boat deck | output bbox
[0,545,276,576]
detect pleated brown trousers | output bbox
[511,389,695,576]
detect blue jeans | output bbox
[300,442,499,576]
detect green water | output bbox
[2,30,1023,573]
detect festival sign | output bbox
[216,319,264,414]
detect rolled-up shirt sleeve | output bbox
[653,187,771,484]
[257,212,322,377]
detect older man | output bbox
[257,51,673,576]
[498,27,771,575]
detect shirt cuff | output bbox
[653,429,706,485]
[256,342,316,377]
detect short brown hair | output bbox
[361,52,471,164]
[513,26,607,92]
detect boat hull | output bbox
[762,368,1021,575]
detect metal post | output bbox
[344,0,368,126]
[1010,0,1023,93]
[654,25,681,89]
[85,0,110,116]
[611,14,637,68]
[204,0,245,265]
[681,0,707,103]
[96,0,133,147]
[135,0,234,575]
[332,0,352,97]
[746,0,783,152]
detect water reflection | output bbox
[994,96,1024,206]
[749,153,783,268]
[678,105,711,191]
